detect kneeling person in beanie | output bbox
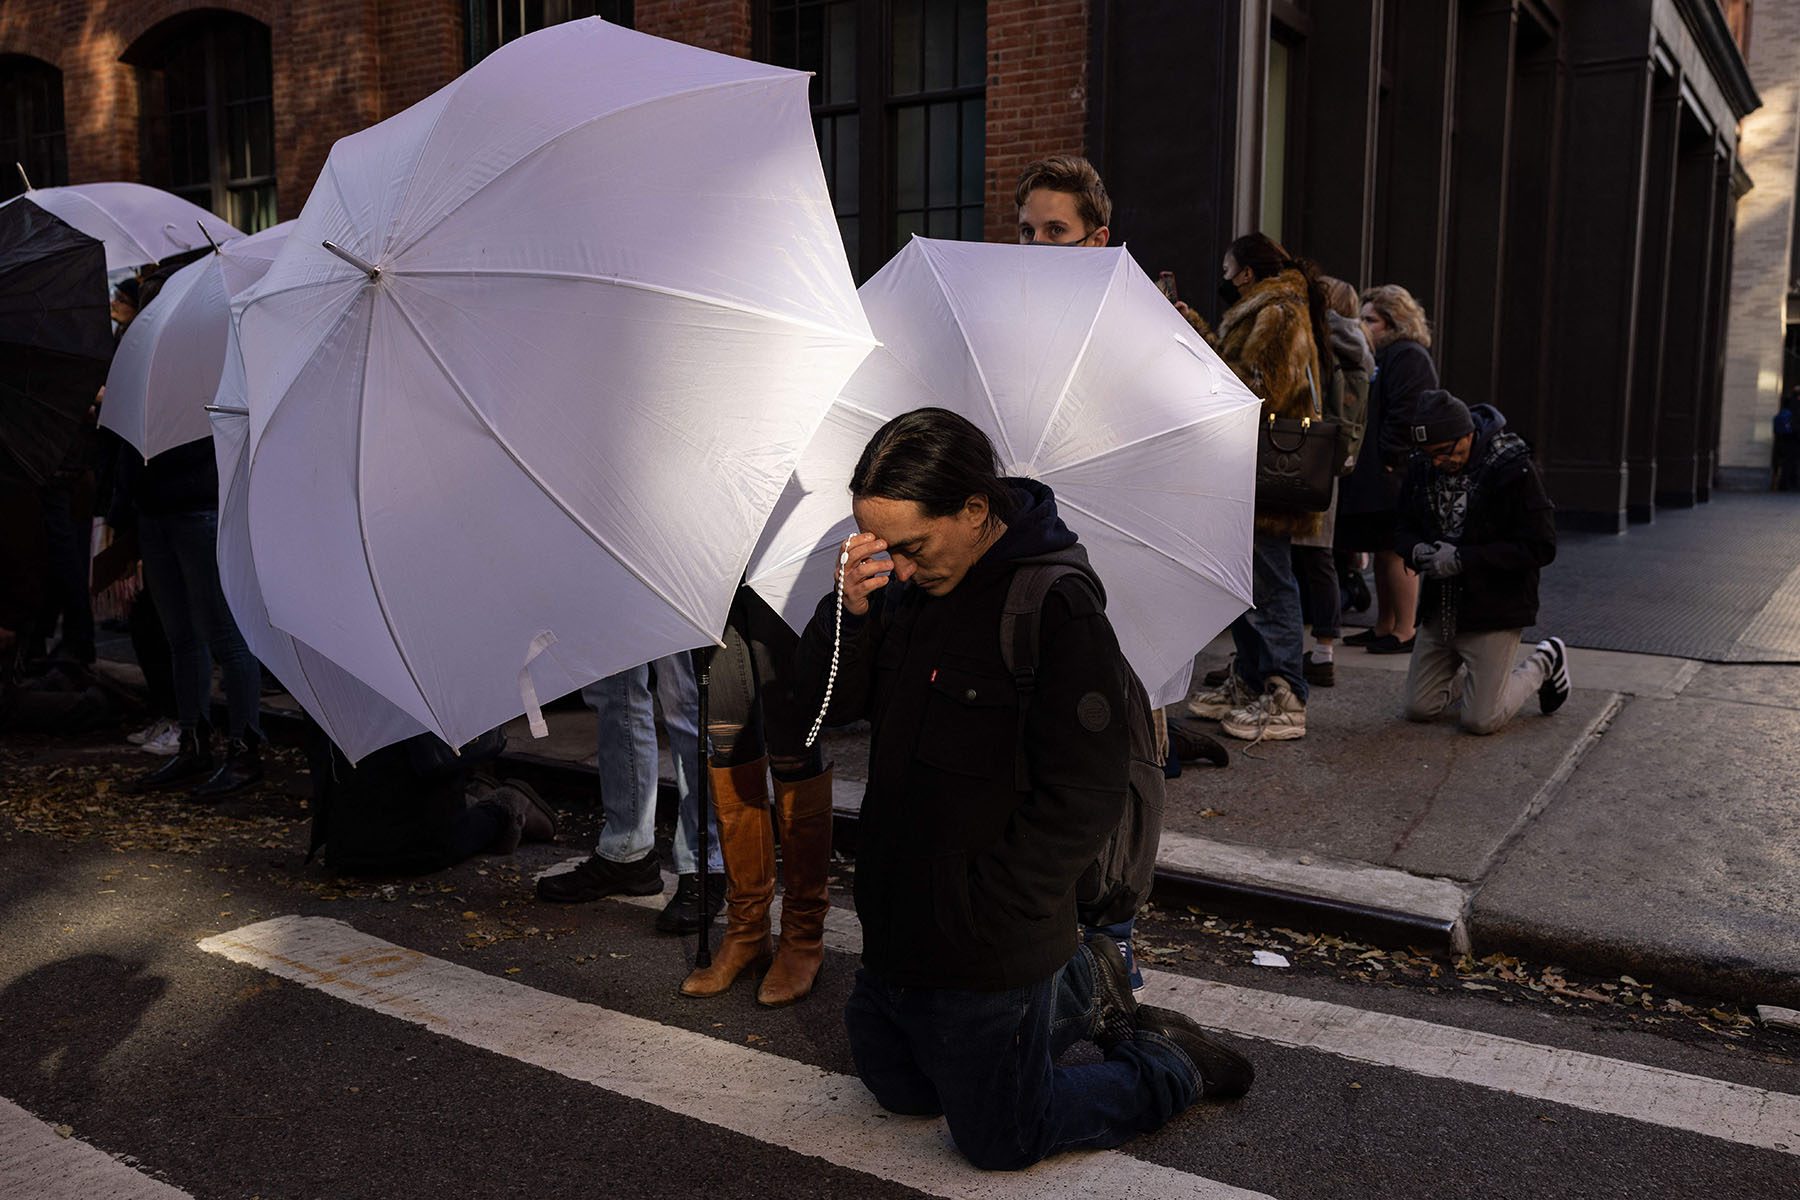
[1395,391,1570,735]
[796,408,1252,1172]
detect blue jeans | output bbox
[1230,532,1310,703]
[582,654,720,875]
[843,952,1200,1170]
[137,510,263,738]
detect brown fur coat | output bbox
[1184,271,1325,539]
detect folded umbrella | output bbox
[100,221,294,458]
[1,182,241,271]
[746,238,1263,707]
[0,200,112,485]
[231,18,873,749]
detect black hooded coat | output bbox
[795,479,1129,992]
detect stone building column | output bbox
[1718,0,1800,490]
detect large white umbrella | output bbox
[231,18,873,749]
[208,407,426,762]
[1,182,241,271]
[746,238,1263,708]
[99,222,294,457]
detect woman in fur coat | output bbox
[1178,232,1329,742]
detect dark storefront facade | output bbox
[1092,0,1758,531]
[0,0,1756,529]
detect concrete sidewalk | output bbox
[482,631,1798,1008]
[94,493,1800,1007]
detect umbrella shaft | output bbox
[693,646,715,968]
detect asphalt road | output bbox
[2,732,1796,1200]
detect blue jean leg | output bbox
[844,950,1200,1171]
[139,511,263,736]
[586,656,721,872]
[1230,532,1310,703]
[585,665,659,864]
[651,653,720,874]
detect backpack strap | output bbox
[1000,563,1097,793]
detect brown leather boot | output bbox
[679,757,775,998]
[757,767,834,1007]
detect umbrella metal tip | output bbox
[322,239,382,279]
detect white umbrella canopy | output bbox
[209,408,426,762]
[1,182,241,271]
[746,238,1263,708]
[99,221,294,458]
[231,18,873,749]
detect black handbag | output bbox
[1255,364,1338,514]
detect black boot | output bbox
[655,871,727,934]
[126,723,215,793]
[191,730,264,800]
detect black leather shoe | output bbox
[126,725,214,793]
[1342,628,1378,647]
[536,852,663,903]
[1133,1004,1255,1099]
[1303,651,1336,687]
[1084,933,1140,1049]
[1365,633,1416,655]
[1168,717,1230,768]
[655,871,727,934]
[191,734,264,800]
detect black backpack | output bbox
[999,554,1165,929]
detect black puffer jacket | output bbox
[795,479,1129,992]
[1394,404,1556,635]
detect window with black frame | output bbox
[134,15,276,232]
[466,0,635,66]
[763,0,984,281]
[0,56,68,201]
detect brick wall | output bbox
[636,0,753,56]
[377,2,465,128]
[984,0,1089,243]
[3,1,1093,244]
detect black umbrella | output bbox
[0,198,112,485]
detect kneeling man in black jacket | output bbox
[1395,391,1571,735]
[796,408,1251,1171]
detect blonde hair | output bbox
[1360,284,1432,349]
[1320,276,1359,319]
[1014,155,1112,233]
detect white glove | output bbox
[1417,541,1462,578]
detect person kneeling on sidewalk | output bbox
[1395,391,1569,735]
[798,409,1252,1172]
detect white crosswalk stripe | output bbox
[199,916,1272,1200]
[603,869,1800,1156]
[0,1095,193,1200]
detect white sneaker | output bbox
[1536,636,1570,714]
[126,718,165,746]
[1187,673,1254,720]
[1221,678,1307,742]
[141,721,182,757]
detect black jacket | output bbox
[1394,404,1557,635]
[795,480,1129,991]
[1339,338,1438,516]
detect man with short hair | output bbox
[1015,154,1111,247]
[1395,390,1569,735]
[798,408,1252,1173]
